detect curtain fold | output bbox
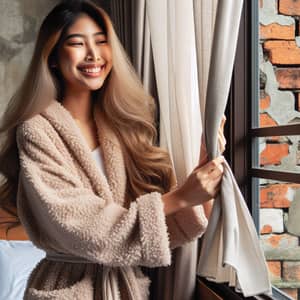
[193,0,218,125]
[195,0,271,297]
[146,1,202,299]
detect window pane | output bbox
[259,178,300,299]
[258,91,300,128]
[258,1,300,299]
[257,136,300,173]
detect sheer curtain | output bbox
[146,1,207,299]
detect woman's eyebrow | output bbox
[65,32,106,40]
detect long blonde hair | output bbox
[0,0,174,231]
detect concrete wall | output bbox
[0,0,111,117]
[0,0,60,116]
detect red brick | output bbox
[280,288,297,299]
[264,41,300,64]
[261,224,273,234]
[259,112,279,141]
[283,262,300,281]
[260,23,295,40]
[260,184,294,208]
[260,143,289,166]
[267,261,281,281]
[260,113,278,127]
[275,68,300,89]
[262,233,298,249]
[260,92,270,110]
[279,0,300,15]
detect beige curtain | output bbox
[111,0,271,297]
[146,1,204,299]
[193,0,218,124]
[195,0,271,297]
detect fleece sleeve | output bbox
[16,124,171,268]
[166,205,208,249]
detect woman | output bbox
[0,0,225,299]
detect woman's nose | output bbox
[85,45,101,62]
[85,54,100,62]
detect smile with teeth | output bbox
[78,65,105,76]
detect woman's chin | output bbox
[81,80,105,91]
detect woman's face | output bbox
[56,13,112,94]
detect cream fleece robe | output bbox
[16,99,208,300]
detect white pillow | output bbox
[0,240,45,300]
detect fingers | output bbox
[218,131,226,154]
[201,171,223,199]
[209,162,224,179]
[218,119,226,153]
[194,156,225,197]
[200,156,225,173]
[220,115,226,131]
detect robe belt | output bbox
[45,251,139,300]
[45,251,143,300]
[45,251,95,264]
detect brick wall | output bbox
[260,1,300,299]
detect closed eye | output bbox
[96,40,107,44]
[68,42,84,46]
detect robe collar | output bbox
[40,99,127,207]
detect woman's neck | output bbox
[61,89,93,123]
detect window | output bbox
[226,1,300,299]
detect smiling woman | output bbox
[55,14,112,93]
[0,0,226,299]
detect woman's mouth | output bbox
[77,64,105,77]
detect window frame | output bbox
[223,1,297,299]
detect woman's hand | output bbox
[162,116,227,216]
[162,156,225,215]
[176,156,225,207]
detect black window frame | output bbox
[219,1,298,299]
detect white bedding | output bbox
[0,240,45,300]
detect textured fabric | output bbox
[196,0,272,297]
[16,99,207,299]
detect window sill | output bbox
[196,277,293,300]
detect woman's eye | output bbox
[68,42,84,46]
[96,40,107,44]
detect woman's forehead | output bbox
[66,13,104,36]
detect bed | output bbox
[0,208,45,300]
